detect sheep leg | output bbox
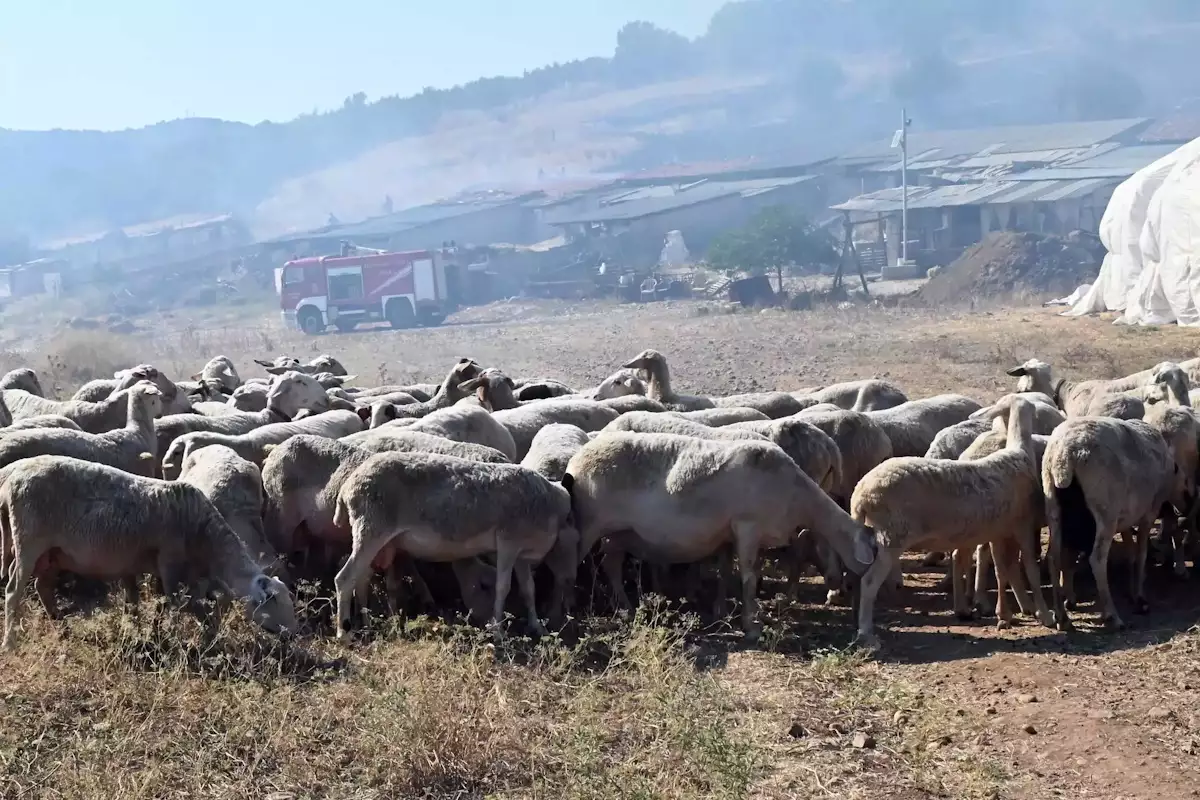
[514,561,547,635]
[1045,490,1073,631]
[332,531,396,639]
[990,541,1015,628]
[3,550,34,651]
[491,542,519,640]
[712,546,731,620]
[451,558,493,623]
[403,558,437,609]
[1090,525,1123,630]
[1131,517,1153,614]
[600,542,633,612]
[854,547,895,651]
[1164,512,1189,579]
[951,548,973,620]
[33,567,61,621]
[973,544,994,616]
[121,577,141,608]
[817,541,846,605]
[1013,529,1055,629]
[732,521,762,645]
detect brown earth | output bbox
[4,297,1200,798]
[921,231,1104,305]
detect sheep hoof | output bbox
[852,632,881,653]
[1054,614,1075,633]
[1064,600,1078,611]
[996,619,1013,630]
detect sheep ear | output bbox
[340,375,357,383]
[265,366,289,375]
[1005,367,1027,377]
[356,407,371,423]
[190,372,203,381]
[254,359,274,368]
[250,574,272,603]
[561,472,575,494]
[458,377,485,393]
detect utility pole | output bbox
[900,107,911,264]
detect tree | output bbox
[706,206,837,290]
[612,21,695,85]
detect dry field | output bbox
[4,297,1200,799]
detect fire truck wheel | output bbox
[386,299,416,330]
[417,308,445,327]
[298,308,325,335]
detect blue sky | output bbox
[0,1,727,131]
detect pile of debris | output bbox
[920,231,1103,304]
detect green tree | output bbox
[707,206,836,290]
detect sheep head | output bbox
[246,573,297,636]
[266,371,329,419]
[1005,359,1053,395]
[594,369,647,400]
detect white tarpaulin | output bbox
[1064,137,1200,324]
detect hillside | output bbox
[3,0,1200,246]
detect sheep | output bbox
[925,393,1062,460]
[0,382,163,477]
[864,394,983,457]
[511,378,576,401]
[520,424,591,481]
[177,445,276,570]
[621,349,714,410]
[797,402,845,415]
[1042,411,1191,631]
[191,355,242,394]
[850,397,1053,649]
[227,382,269,411]
[925,419,993,460]
[73,364,191,414]
[670,407,769,426]
[368,358,483,422]
[0,455,295,650]
[590,370,647,400]
[354,404,519,462]
[161,409,364,478]
[971,392,1066,432]
[562,431,877,642]
[726,418,843,495]
[3,383,159,434]
[493,398,619,459]
[0,368,43,396]
[154,371,331,467]
[332,451,579,636]
[600,395,666,414]
[796,379,908,412]
[1008,358,1179,418]
[713,391,807,419]
[257,354,348,377]
[346,384,435,402]
[604,410,767,442]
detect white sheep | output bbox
[669,407,769,425]
[0,368,44,396]
[1008,358,1184,417]
[161,409,363,478]
[492,398,619,459]
[0,382,163,477]
[368,358,483,422]
[850,397,1054,649]
[357,404,519,461]
[600,395,667,414]
[73,364,191,414]
[864,394,983,456]
[520,424,591,481]
[621,349,714,410]
[332,451,578,636]
[4,382,158,435]
[563,431,876,642]
[795,379,908,411]
[0,455,295,650]
[178,445,276,572]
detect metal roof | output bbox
[544,176,817,225]
[1062,143,1181,171]
[264,198,521,244]
[839,118,1149,163]
[832,177,1118,213]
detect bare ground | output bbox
[4,297,1200,798]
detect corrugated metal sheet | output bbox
[545,176,816,224]
[1061,143,1181,171]
[832,177,1118,213]
[838,118,1149,162]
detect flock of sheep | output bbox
[0,343,1197,653]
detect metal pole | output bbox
[900,107,909,264]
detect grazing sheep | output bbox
[865,394,983,457]
[563,431,876,641]
[621,349,714,411]
[368,358,483,422]
[1042,412,1190,631]
[493,398,619,460]
[0,455,295,650]
[796,379,908,412]
[178,445,276,570]
[154,371,332,467]
[600,395,666,414]
[4,383,159,434]
[356,404,519,462]
[670,407,769,426]
[714,391,807,419]
[161,409,363,478]
[0,368,43,396]
[0,382,163,477]
[332,451,578,636]
[851,398,1053,649]
[520,424,591,481]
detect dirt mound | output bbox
[920,231,1102,304]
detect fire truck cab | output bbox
[274,247,456,335]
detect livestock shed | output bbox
[543,175,824,268]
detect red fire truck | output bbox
[274,247,458,334]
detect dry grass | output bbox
[5,297,1200,797]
